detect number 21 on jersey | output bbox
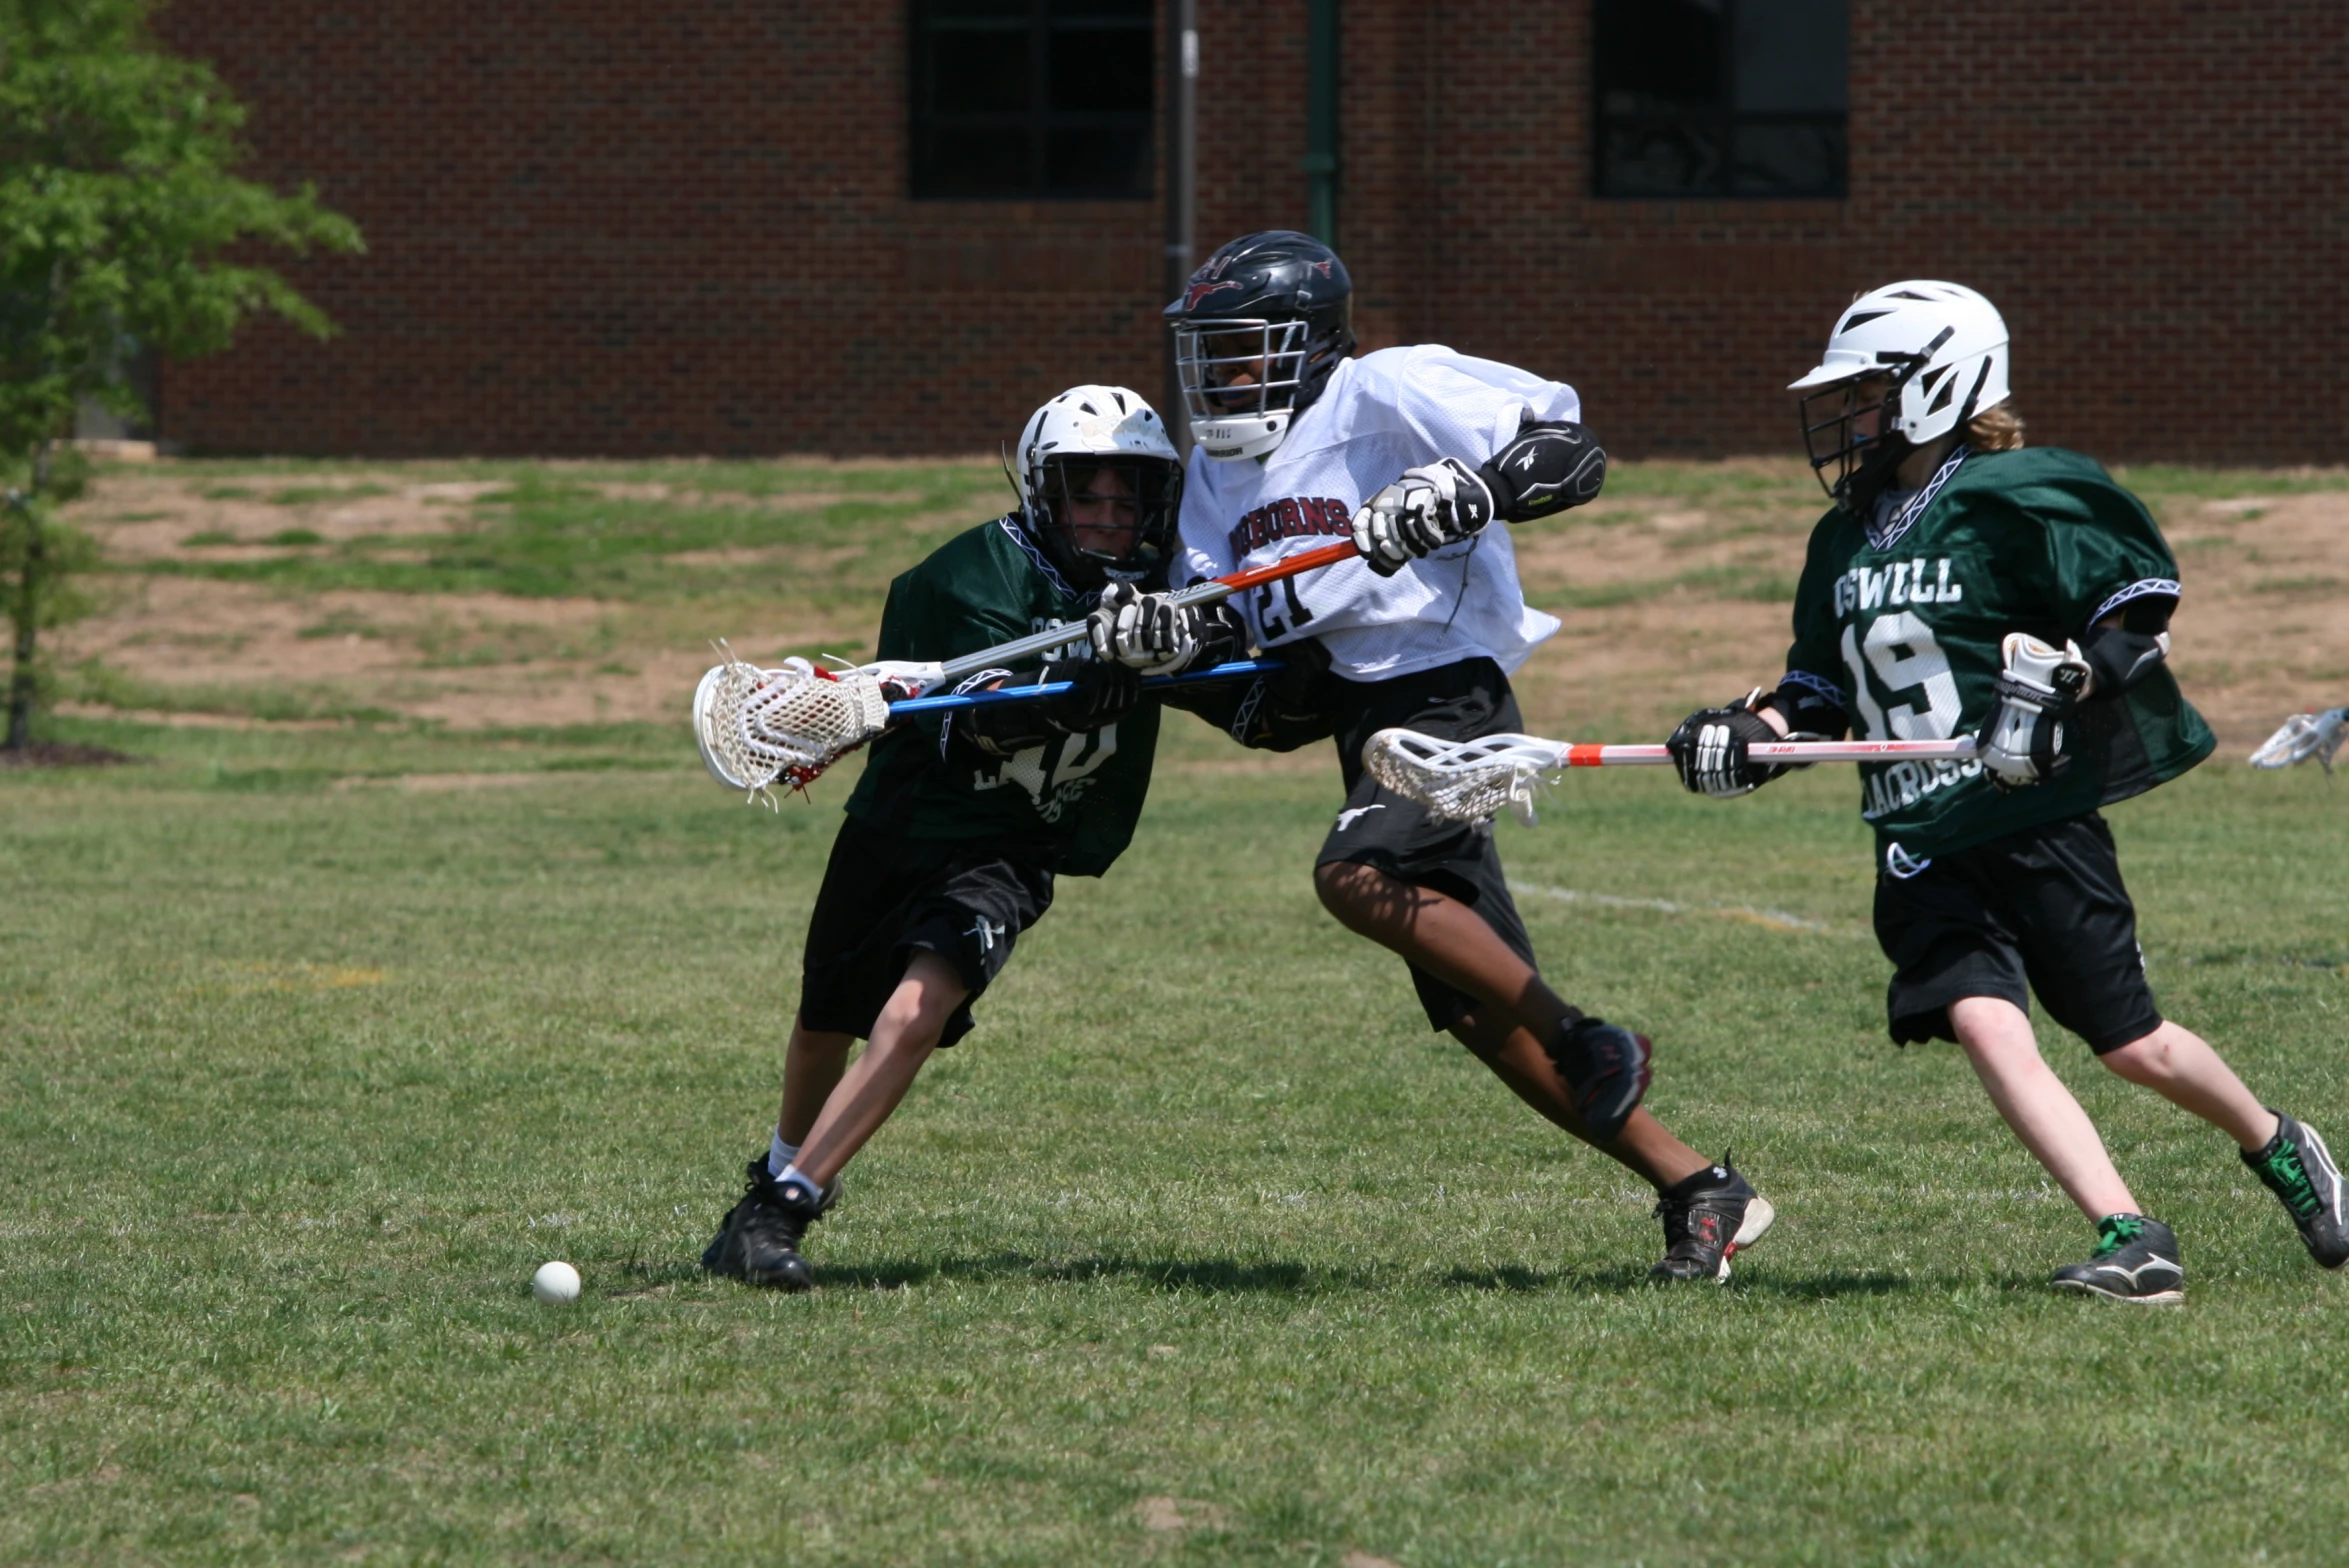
[1254,574,1315,643]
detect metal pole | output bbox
[1304,0,1337,243]
[1163,0,1197,456]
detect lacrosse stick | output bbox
[1363,727,1982,826]
[695,538,1359,797]
[884,657,1274,715]
[2248,707,2347,773]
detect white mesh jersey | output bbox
[1177,345,1575,681]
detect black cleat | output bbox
[2243,1110,2349,1270]
[2051,1214,2183,1304]
[1546,1016,1653,1144]
[1649,1157,1776,1282]
[701,1156,829,1291]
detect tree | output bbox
[0,0,361,749]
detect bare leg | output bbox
[791,950,970,1189]
[2098,1021,2279,1152]
[776,1013,855,1146]
[1452,1008,1710,1187]
[1316,861,1574,1033]
[1949,996,2137,1220]
[1318,860,1709,1188]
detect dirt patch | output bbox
[331,772,559,792]
[0,741,139,769]
[47,461,2349,747]
[1134,1496,1229,1533]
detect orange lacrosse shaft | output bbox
[1210,539,1359,594]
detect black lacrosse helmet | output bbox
[1165,230,1357,460]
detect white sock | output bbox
[768,1132,799,1179]
[777,1162,824,1203]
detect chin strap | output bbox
[1835,435,1914,516]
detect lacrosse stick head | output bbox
[692,646,897,803]
[2249,707,2349,773]
[1361,728,1570,827]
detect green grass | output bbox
[14,453,2349,1561]
[4,718,2347,1565]
[141,464,1011,605]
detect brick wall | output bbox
[158,2,2347,464]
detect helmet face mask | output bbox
[1790,281,2010,513]
[1166,230,1356,462]
[1029,455,1181,587]
[1175,319,1313,420]
[1799,367,1916,513]
[1011,385,1183,591]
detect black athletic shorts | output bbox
[1872,811,2162,1054]
[1313,656,1538,1033]
[798,816,1055,1048]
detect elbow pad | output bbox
[1758,671,1851,741]
[2079,624,2170,698]
[1475,421,1608,522]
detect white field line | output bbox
[1509,881,1856,937]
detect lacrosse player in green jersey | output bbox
[1667,281,2347,1302]
[701,386,1243,1291]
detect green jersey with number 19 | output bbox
[842,514,1161,878]
[1783,447,2214,860]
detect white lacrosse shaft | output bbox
[916,537,1361,692]
[696,538,1363,797]
[1363,727,1980,826]
[1517,738,1978,768]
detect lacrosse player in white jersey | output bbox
[1087,230,1773,1281]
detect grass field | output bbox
[6,459,2349,1565]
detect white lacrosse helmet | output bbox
[1791,280,2011,509]
[1010,385,1184,588]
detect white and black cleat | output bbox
[2051,1214,2184,1304]
[1650,1156,1775,1283]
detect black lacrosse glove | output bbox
[1666,690,1785,799]
[1036,658,1142,734]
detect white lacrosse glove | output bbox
[1977,632,2093,790]
[1349,458,1495,578]
[2248,706,2348,772]
[1086,582,1201,676]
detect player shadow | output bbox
[615,1252,1944,1302]
[820,1252,1335,1295]
[1440,1263,1917,1298]
[811,1253,1923,1299]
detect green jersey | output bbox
[1784,447,2214,859]
[843,514,1161,878]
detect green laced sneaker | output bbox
[2051,1214,2184,1304]
[2243,1111,2349,1270]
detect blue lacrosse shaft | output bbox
[886,658,1280,716]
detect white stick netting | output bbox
[2249,707,2348,773]
[1361,728,1569,827]
[694,647,895,805]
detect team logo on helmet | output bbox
[1182,278,1243,310]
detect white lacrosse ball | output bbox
[531,1260,582,1304]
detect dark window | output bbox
[910,0,1154,199]
[1592,0,1847,199]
